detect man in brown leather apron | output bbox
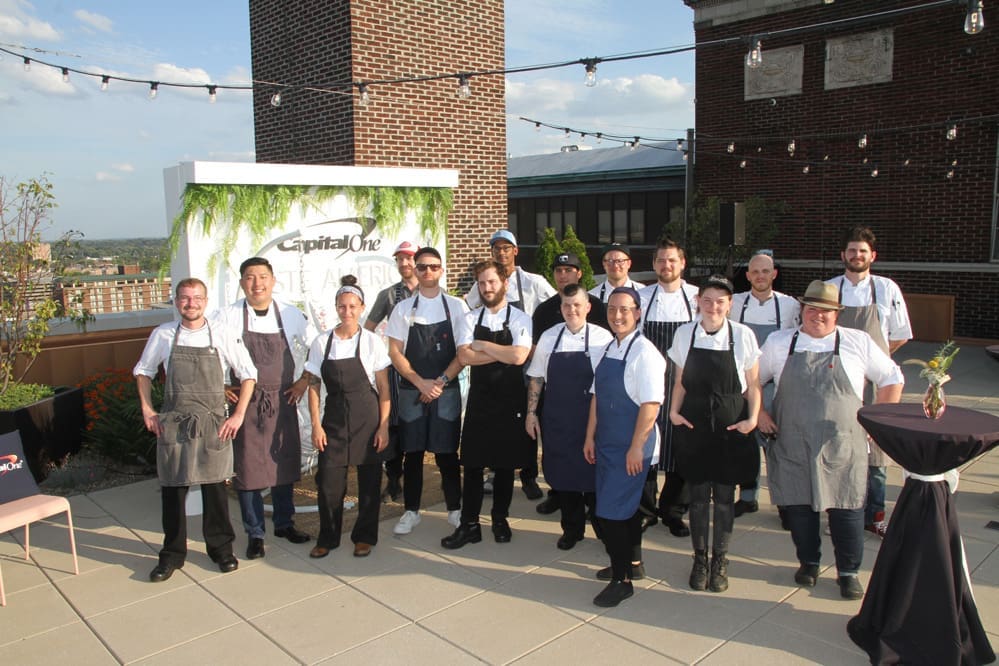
[824,227,912,538]
[135,278,258,583]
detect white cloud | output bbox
[73,9,113,34]
[95,171,120,182]
[0,0,60,40]
[111,163,134,172]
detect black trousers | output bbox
[160,482,235,567]
[315,456,382,549]
[402,451,461,512]
[688,481,735,554]
[384,426,402,484]
[520,439,539,481]
[654,469,690,520]
[599,512,643,581]
[462,467,513,525]
[558,490,598,539]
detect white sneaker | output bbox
[394,510,421,535]
[447,510,461,528]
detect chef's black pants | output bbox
[558,490,598,539]
[461,467,513,525]
[402,451,461,512]
[599,512,643,581]
[688,481,735,554]
[160,482,234,567]
[316,459,382,549]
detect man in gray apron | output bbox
[758,281,903,600]
[135,278,258,583]
[729,252,799,519]
[218,257,315,560]
[824,226,912,538]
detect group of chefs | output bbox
[134,224,909,609]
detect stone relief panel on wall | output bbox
[745,45,804,100]
[825,29,894,89]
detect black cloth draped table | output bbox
[847,403,999,665]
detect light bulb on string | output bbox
[745,37,763,69]
[952,159,959,166]
[903,159,911,166]
[583,59,598,88]
[456,74,471,99]
[756,146,762,153]
[823,154,830,161]
[802,165,810,174]
[946,124,958,140]
[676,139,684,151]
[862,157,869,164]
[564,128,571,140]
[965,0,985,34]
[148,82,159,100]
[947,169,956,179]
[632,137,641,150]
[100,75,110,92]
[61,67,69,83]
[787,139,796,155]
[871,166,879,178]
[739,159,747,168]
[727,142,735,153]
[580,133,587,143]
[534,122,541,132]
[358,83,370,107]
[270,92,282,107]
[858,134,868,149]
[595,133,603,144]
[23,57,30,72]
[207,85,217,104]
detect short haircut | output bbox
[239,257,273,276]
[472,258,508,281]
[560,283,586,299]
[842,226,877,251]
[175,277,207,297]
[414,247,441,262]
[656,237,686,260]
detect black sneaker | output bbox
[593,580,634,607]
[734,500,759,517]
[794,564,819,587]
[596,562,645,581]
[521,477,543,500]
[838,575,864,600]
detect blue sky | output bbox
[0,0,695,239]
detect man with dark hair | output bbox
[639,239,699,537]
[589,244,643,303]
[214,257,316,560]
[364,240,421,501]
[386,247,469,536]
[135,278,257,582]
[824,227,912,538]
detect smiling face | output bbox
[606,292,640,340]
[477,267,507,308]
[490,241,518,269]
[560,289,591,331]
[654,246,685,286]
[841,241,876,276]
[175,284,208,327]
[746,254,777,295]
[336,292,364,328]
[602,250,631,282]
[240,264,275,310]
[800,304,839,338]
[395,252,416,280]
[698,287,732,330]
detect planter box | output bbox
[0,385,85,481]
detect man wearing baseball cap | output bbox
[757,280,903,600]
[465,230,556,316]
[364,240,421,501]
[589,244,643,304]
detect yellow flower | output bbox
[928,359,939,369]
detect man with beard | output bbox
[638,239,699,537]
[589,243,643,303]
[386,247,468,536]
[215,258,316,560]
[135,278,257,582]
[443,259,533,548]
[825,227,911,538]
[365,240,421,501]
[527,283,613,549]
[729,252,799,520]
[758,280,903,599]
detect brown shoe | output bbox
[309,545,331,559]
[353,542,372,558]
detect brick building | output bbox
[56,273,172,315]
[249,0,506,292]
[684,0,999,339]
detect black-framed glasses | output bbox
[416,264,442,272]
[603,258,630,265]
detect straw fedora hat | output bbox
[797,280,845,311]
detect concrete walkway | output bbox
[2,342,998,664]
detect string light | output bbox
[965,0,985,34]
[739,159,747,168]
[946,124,958,140]
[270,92,282,107]
[595,133,603,144]
[583,59,598,87]
[631,136,641,149]
[871,165,879,177]
[358,83,370,107]
[456,74,471,99]
[534,122,541,132]
[745,37,763,69]
[727,142,736,153]
[857,134,868,149]
[100,75,109,91]
[947,168,956,179]
[61,67,69,83]
[148,82,159,100]
[802,165,810,174]
[565,128,571,139]
[23,56,30,72]
[207,85,217,104]
[787,139,796,155]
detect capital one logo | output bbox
[0,453,24,476]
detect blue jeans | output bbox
[865,466,887,523]
[782,504,864,575]
[237,484,295,539]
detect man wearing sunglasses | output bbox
[386,247,469,536]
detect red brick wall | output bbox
[691,0,999,337]
[249,0,506,292]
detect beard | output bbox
[844,257,872,274]
[480,289,506,308]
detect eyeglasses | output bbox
[416,264,442,272]
[176,295,206,303]
[603,258,630,266]
[491,244,516,254]
[606,305,638,314]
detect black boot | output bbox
[689,550,708,591]
[441,523,482,549]
[709,552,729,593]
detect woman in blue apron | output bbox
[583,286,666,608]
[668,276,760,593]
[305,276,391,559]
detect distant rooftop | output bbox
[508,142,685,181]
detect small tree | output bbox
[534,227,560,286]
[0,175,60,397]
[560,226,595,289]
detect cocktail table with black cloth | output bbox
[847,403,999,665]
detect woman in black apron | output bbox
[306,276,391,559]
[669,276,760,593]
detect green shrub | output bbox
[0,383,54,411]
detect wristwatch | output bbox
[438,373,449,385]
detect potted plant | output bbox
[0,175,84,480]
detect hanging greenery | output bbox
[165,183,453,275]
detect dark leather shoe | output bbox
[441,523,482,549]
[309,545,331,559]
[149,562,178,582]
[593,580,634,607]
[353,542,372,557]
[521,477,543,500]
[640,514,659,532]
[217,555,239,573]
[664,516,690,537]
[596,562,645,581]
[794,564,819,587]
[246,538,265,560]
[535,495,560,515]
[274,526,311,544]
[838,575,864,600]
[556,533,583,550]
[492,519,512,543]
[382,478,402,502]
[734,500,759,517]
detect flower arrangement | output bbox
[78,368,162,467]
[903,341,960,419]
